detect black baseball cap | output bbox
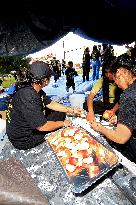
[29,61,54,81]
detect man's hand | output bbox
[63,119,72,127]
[103,109,115,120]
[109,115,117,124]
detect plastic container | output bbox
[69,94,85,109]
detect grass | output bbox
[2,77,16,88]
[76,68,93,75]
[1,68,94,88]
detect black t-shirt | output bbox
[65,67,78,81]
[118,81,136,162]
[6,86,52,150]
[91,50,100,61]
[83,52,90,68]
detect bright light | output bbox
[28,32,131,65]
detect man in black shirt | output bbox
[6,61,83,150]
[82,47,91,82]
[65,61,78,92]
[90,54,136,163]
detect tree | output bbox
[0,56,32,75]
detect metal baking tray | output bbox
[46,125,119,193]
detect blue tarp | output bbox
[5,84,16,95]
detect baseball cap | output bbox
[29,61,54,81]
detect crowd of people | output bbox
[82,43,114,83]
[33,44,115,93]
[1,43,136,165]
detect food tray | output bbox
[47,126,119,193]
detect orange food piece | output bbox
[88,137,97,145]
[77,150,89,158]
[69,157,78,166]
[60,157,69,166]
[87,164,100,178]
[105,151,118,165]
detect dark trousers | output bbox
[45,108,66,121]
[10,110,66,150]
[83,67,90,82]
[83,100,115,115]
[44,108,66,133]
[66,80,75,90]
[53,67,59,82]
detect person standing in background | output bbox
[61,59,66,75]
[51,57,60,84]
[82,47,91,82]
[65,61,78,93]
[101,44,114,65]
[90,45,101,81]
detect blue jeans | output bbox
[92,60,100,81]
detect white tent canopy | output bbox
[28,32,129,65]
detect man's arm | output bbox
[90,121,132,144]
[37,101,83,132]
[86,92,95,121]
[111,102,120,113]
[86,78,103,120]
[46,101,83,116]
[37,120,66,132]
[46,101,74,114]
